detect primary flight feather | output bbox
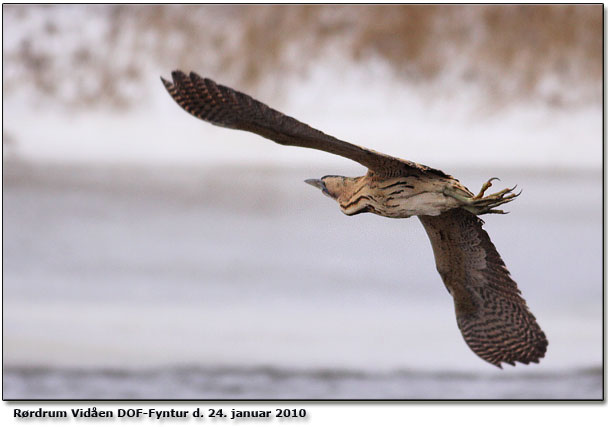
[162,70,548,367]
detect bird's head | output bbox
[304,175,347,199]
[305,175,368,215]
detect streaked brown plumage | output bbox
[161,70,548,367]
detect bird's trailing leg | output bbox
[445,178,521,215]
[473,177,500,200]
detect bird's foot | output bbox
[445,178,521,215]
[472,177,500,200]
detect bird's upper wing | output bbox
[418,208,548,367]
[161,70,448,178]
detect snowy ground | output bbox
[3,64,602,172]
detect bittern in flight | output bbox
[161,70,548,368]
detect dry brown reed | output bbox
[2,4,601,109]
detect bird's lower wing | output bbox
[418,208,548,367]
[161,71,448,178]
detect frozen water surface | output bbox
[2,162,602,399]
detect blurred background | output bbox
[2,4,602,399]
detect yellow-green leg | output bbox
[444,178,521,215]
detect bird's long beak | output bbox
[304,179,326,192]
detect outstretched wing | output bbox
[161,70,448,178]
[418,208,548,367]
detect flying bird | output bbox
[161,70,548,368]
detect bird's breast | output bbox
[340,177,461,218]
[377,191,461,218]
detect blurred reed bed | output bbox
[2,4,601,110]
